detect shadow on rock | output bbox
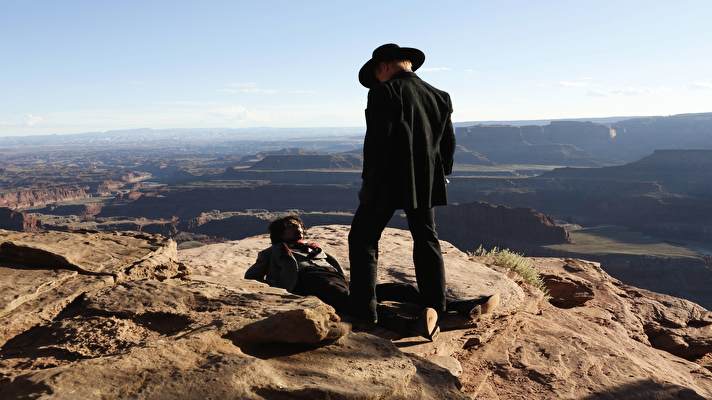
[133,312,193,335]
[582,379,707,400]
[0,376,54,399]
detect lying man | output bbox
[245,215,499,340]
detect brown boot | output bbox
[470,293,500,320]
[416,307,440,341]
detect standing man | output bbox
[349,43,456,326]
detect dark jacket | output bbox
[360,71,455,209]
[244,242,345,292]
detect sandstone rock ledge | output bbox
[0,225,711,399]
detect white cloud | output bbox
[691,81,712,90]
[207,105,253,121]
[219,82,315,95]
[24,114,44,126]
[558,78,592,88]
[419,67,451,72]
[586,89,609,97]
[609,87,653,96]
[220,82,278,95]
[464,68,478,74]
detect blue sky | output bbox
[1,0,712,136]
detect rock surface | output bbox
[0,225,711,399]
[0,229,185,348]
[459,257,712,399]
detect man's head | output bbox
[359,43,425,88]
[374,59,413,83]
[268,215,306,244]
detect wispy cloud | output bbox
[219,82,315,95]
[220,82,278,95]
[558,78,593,88]
[585,85,662,97]
[609,87,653,96]
[419,67,451,73]
[24,114,44,126]
[691,81,712,90]
[586,89,609,97]
[207,105,254,121]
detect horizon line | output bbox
[2,111,711,139]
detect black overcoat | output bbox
[360,71,455,209]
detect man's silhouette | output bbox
[349,43,456,328]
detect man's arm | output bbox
[362,86,393,181]
[325,252,346,277]
[360,86,394,202]
[440,94,456,176]
[244,248,271,281]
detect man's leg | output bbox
[376,282,422,304]
[293,268,351,314]
[348,203,395,321]
[404,208,446,313]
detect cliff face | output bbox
[0,226,711,399]
[249,154,363,170]
[456,123,603,166]
[435,201,570,251]
[0,208,40,232]
[0,187,89,210]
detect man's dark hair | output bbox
[268,215,306,244]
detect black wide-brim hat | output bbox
[358,43,425,88]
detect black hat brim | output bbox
[358,47,425,89]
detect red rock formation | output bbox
[0,187,89,210]
[0,208,40,232]
[435,202,570,252]
[82,203,103,219]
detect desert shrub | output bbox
[470,245,549,297]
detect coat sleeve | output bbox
[440,94,456,176]
[244,248,271,281]
[362,86,394,181]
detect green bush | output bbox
[470,245,549,297]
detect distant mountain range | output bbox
[2,112,711,168]
[453,115,643,128]
[455,112,712,165]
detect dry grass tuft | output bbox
[471,245,550,297]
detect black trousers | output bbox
[294,269,422,315]
[348,204,446,319]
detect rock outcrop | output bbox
[0,229,185,347]
[249,154,363,170]
[434,201,571,251]
[0,187,89,210]
[0,208,39,232]
[459,256,712,399]
[455,124,602,166]
[1,225,711,399]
